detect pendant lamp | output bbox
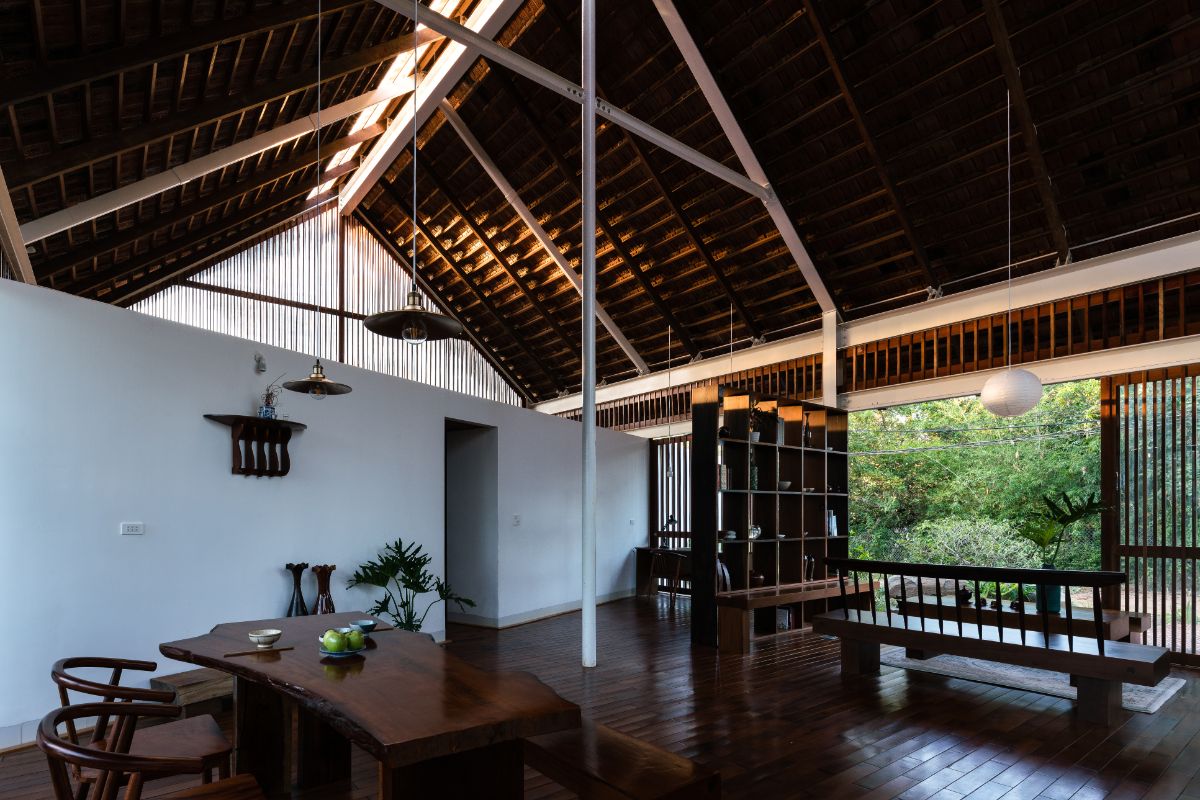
[981,89,1041,417]
[364,0,463,344]
[284,0,351,398]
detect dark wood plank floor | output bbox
[4,597,1200,799]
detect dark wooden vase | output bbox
[285,562,309,617]
[312,564,336,614]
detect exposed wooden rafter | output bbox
[367,179,563,394]
[422,158,582,363]
[6,28,438,190]
[984,0,1071,265]
[802,0,938,292]
[439,100,649,375]
[496,72,700,361]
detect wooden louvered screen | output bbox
[650,435,693,550]
[1102,366,1200,664]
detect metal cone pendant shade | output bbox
[283,359,352,398]
[365,290,463,342]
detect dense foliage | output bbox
[849,380,1100,571]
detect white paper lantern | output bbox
[980,368,1043,417]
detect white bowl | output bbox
[247,629,282,649]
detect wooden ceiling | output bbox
[4,0,1199,402]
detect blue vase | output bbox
[258,404,277,419]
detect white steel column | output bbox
[0,166,36,283]
[822,309,839,406]
[581,0,598,669]
[651,0,835,313]
[439,100,648,375]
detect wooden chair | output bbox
[38,702,262,800]
[642,549,688,609]
[52,658,232,794]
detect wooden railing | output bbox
[828,558,1127,655]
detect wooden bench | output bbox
[715,579,874,653]
[150,668,233,718]
[814,559,1171,726]
[524,721,721,799]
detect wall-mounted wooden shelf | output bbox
[204,414,307,478]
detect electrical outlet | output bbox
[120,522,145,536]
[629,519,635,526]
[512,514,521,527]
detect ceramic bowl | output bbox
[351,619,378,633]
[778,480,792,491]
[247,629,282,649]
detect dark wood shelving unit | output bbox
[204,414,307,478]
[691,386,867,650]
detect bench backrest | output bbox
[827,557,1126,656]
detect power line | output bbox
[853,426,1099,455]
[858,420,1095,436]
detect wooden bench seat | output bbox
[150,669,233,718]
[524,721,721,799]
[716,580,874,653]
[813,609,1170,725]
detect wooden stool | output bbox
[643,549,687,609]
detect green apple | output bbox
[346,629,365,650]
[322,629,347,652]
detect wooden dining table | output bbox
[160,612,580,799]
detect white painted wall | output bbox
[445,426,499,623]
[0,280,647,740]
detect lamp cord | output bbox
[1005,88,1012,372]
[411,0,419,292]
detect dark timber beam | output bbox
[39,126,382,282]
[6,28,439,190]
[802,0,939,290]
[70,185,328,298]
[497,73,700,361]
[111,196,335,306]
[984,0,1071,265]
[1,0,374,106]
[368,181,562,394]
[353,206,539,405]
[422,159,582,362]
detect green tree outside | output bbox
[849,379,1100,571]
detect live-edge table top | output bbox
[160,611,581,769]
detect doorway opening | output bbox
[444,419,499,627]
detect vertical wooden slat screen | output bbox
[131,207,522,406]
[651,434,693,551]
[1105,365,1200,665]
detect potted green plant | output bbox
[1016,492,1103,613]
[749,406,777,443]
[347,538,474,631]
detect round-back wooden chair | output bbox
[52,658,232,795]
[38,703,261,800]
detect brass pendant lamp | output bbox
[284,0,351,398]
[364,0,463,344]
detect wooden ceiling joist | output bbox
[6,27,435,191]
[496,73,700,362]
[801,0,937,291]
[983,0,1071,266]
[38,126,383,283]
[368,180,563,393]
[439,100,650,375]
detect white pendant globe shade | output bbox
[981,368,1043,417]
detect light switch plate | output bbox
[120,522,145,536]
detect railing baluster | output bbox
[935,584,945,634]
[1041,587,1051,648]
[1016,583,1026,645]
[898,574,909,629]
[1064,584,1074,652]
[974,580,983,639]
[840,568,849,620]
[868,572,878,623]
[1094,585,1105,656]
[995,581,1004,643]
[954,579,963,636]
[884,572,893,626]
[916,579,927,632]
[852,571,862,620]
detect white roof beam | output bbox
[0,166,36,283]
[339,0,526,214]
[534,228,1200,414]
[343,0,767,216]
[651,0,836,314]
[440,101,649,375]
[21,84,411,245]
